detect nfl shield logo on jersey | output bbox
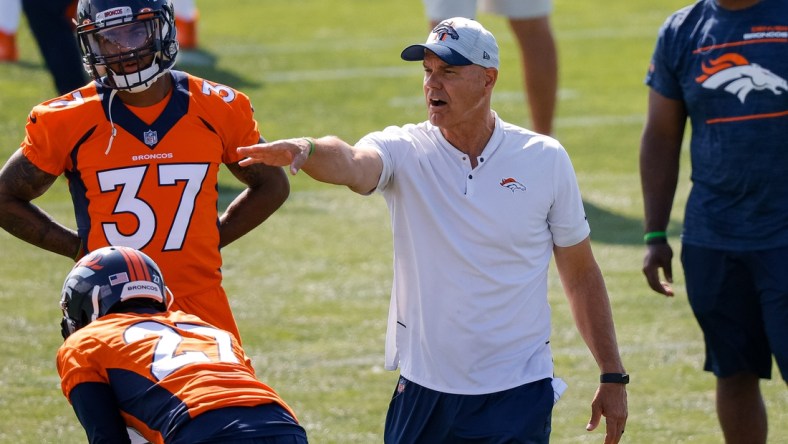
[143,130,158,147]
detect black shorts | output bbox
[681,244,788,380]
[173,404,308,444]
[384,376,553,443]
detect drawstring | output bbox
[105,89,119,155]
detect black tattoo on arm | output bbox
[0,150,80,258]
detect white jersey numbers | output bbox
[201,80,236,103]
[158,164,209,250]
[49,91,86,109]
[123,321,239,381]
[97,163,209,250]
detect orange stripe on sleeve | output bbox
[707,109,788,124]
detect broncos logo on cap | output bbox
[695,53,787,103]
[431,22,460,42]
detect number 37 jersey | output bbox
[20,71,261,299]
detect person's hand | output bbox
[642,243,674,296]
[238,138,312,175]
[586,383,628,443]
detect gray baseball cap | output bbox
[401,17,499,69]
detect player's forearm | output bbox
[219,169,289,248]
[220,159,289,248]
[639,135,680,233]
[639,91,684,233]
[0,197,81,259]
[69,383,132,444]
[0,149,80,258]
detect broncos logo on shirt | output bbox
[695,53,788,103]
[500,177,527,193]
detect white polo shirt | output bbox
[358,112,590,395]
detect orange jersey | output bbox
[21,70,259,303]
[57,310,298,443]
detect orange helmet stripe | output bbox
[118,247,151,282]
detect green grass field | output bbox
[0,0,785,442]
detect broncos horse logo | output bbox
[696,53,787,103]
[431,21,460,42]
[500,177,526,193]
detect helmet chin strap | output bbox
[103,59,171,155]
[105,89,118,155]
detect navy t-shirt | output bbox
[646,0,788,250]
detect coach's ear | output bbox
[484,67,498,90]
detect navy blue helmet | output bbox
[76,0,178,91]
[60,246,169,338]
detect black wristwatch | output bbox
[600,373,630,384]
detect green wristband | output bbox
[304,138,315,157]
[643,231,667,245]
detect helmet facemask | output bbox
[78,5,178,92]
[59,284,101,339]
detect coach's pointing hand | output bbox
[238,138,313,175]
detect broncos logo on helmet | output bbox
[696,53,788,103]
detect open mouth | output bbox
[429,98,447,107]
[122,62,140,72]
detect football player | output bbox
[0,0,289,341]
[58,246,308,443]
